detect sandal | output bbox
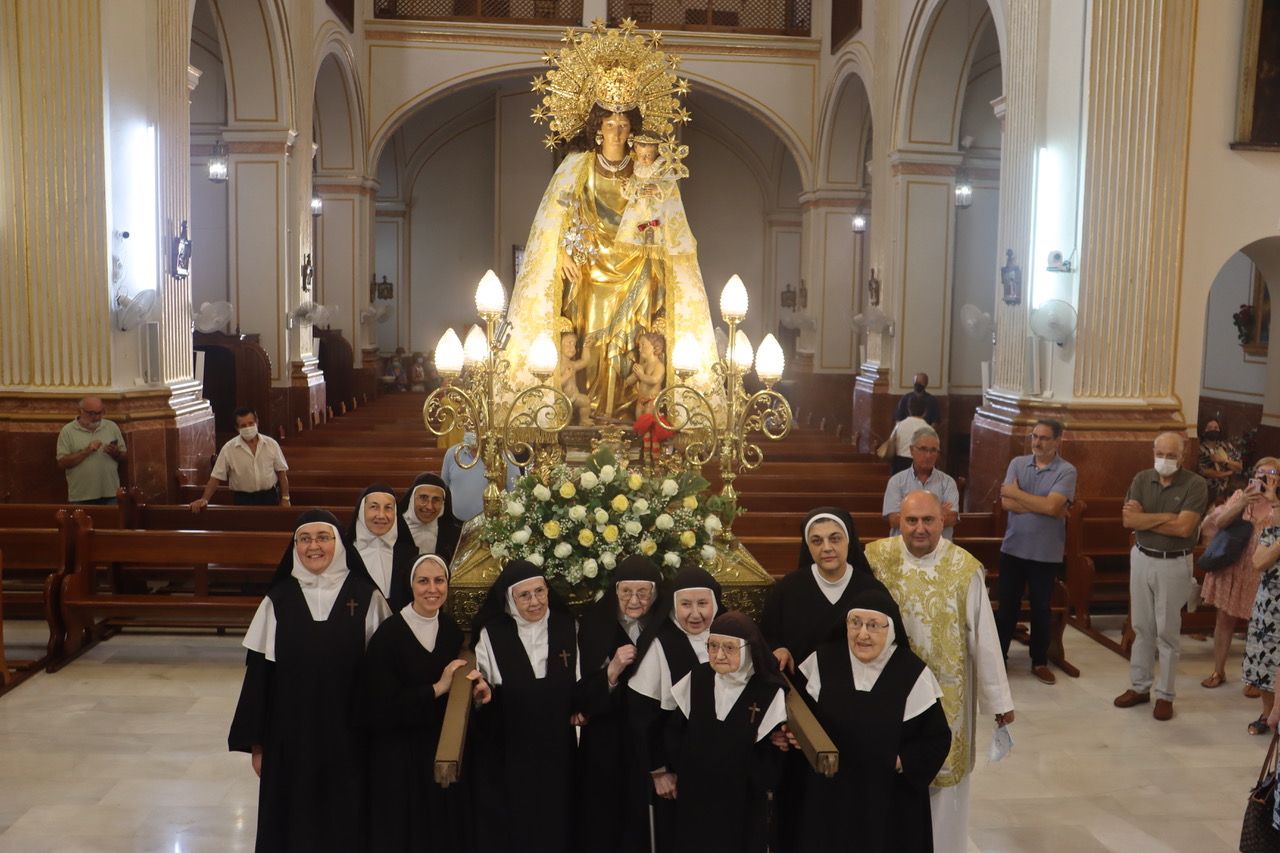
[1201,671,1226,688]
[1248,716,1271,736]
[1245,684,1262,698]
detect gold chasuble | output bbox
[863,537,1001,788]
[563,166,665,420]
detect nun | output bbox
[665,611,787,853]
[793,587,952,853]
[628,566,723,852]
[574,555,665,853]
[398,472,463,569]
[470,560,579,853]
[228,509,391,853]
[346,483,419,610]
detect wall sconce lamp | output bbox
[370,274,394,301]
[851,211,868,233]
[310,194,323,216]
[954,170,973,209]
[207,140,228,184]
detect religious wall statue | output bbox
[503,20,720,423]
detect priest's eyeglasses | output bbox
[847,618,889,633]
[706,639,745,655]
[513,586,549,604]
[296,533,335,546]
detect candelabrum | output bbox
[422,271,571,518]
[654,275,793,533]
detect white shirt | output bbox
[893,416,931,457]
[403,508,439,554]
[798,648,944,720]
[669,670,787,742]
[211,434,288,493]
[474,616,580,686]
[401,603,440,652]
[629,633,710,710]
[243,578,390,662]
[811,563,853,604]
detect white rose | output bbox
[624,520,643,536]
[700,544,717,562]
[600,551,617,569]
[554,542,573,559]
[594,508,610,525]
[532,484,552,501]
[568,505,587,522]
[661,479,679,497]
[704,515,723,534]
[490,543,508,559]
[511,527,532,545]
[506,500,525,517]
[528,552,544,567]
[599,465,616,484]
[663,551,682,568]
[582,559,599,578]
[579,471,599,489]
[655,513,675,530]
[633,498,650,514]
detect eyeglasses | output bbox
[296,533,335,546]
[848,617,889,632]
[1029,433,1057,443]
[513,586,549,604]
[706,639,745,655]
[80,408,105,417]
[911,446,940,454]
[617,588,653,602]
[1258,470,1280,478]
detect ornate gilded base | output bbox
[446,519,775,629]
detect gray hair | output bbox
[1154,431,1186,452]
[911,426,939,446]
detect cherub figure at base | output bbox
[624,330,666,419]
[557,317,592,426]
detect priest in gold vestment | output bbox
[864,491,1014,853]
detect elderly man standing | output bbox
[996,418,1077,685]
[1115,432,1208,721]
[883,425,960,539]
[55,396,127,504]
[190,407,290,510]
[865,491,1014,853]
[894,371,941,426]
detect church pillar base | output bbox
[289,357,326,430]
[967,391,1190,512]
[851,362,896,453]
[0,384,214,503]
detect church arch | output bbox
[816,55,873,189]
[203,0,294,130]
[312,31,365,177]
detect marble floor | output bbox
[0,620,1268,852]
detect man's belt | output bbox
[1136,545,1193,560]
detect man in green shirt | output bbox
[1114,432,1208,721]
[55,396,127,504]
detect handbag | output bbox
[876,425,897,462]
[1200,517,1254,572]
[1240,731,1280,852]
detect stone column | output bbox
[314,178,378,401]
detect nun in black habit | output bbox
[628,566,723,852]
[760,505,888,849]
[398,472,462,576]
[362,553,489,852]
[793,587,952,853]
[470,560,580,853]
[346,483,419,609]
[228,509,392,853]
[664,611,788,853]
[573,555,665,853]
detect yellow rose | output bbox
[611,494,629,512]
[603,524,619,543]
[627,473,644,490]
[578,528,595,547]
[679,530,697,548]
[682,495,698,510]
[542,520,562,539]
[638,538,657,556]
[559,481,577,499]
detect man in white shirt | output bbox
[190,407,290,510]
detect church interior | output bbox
[1,0,1280,850]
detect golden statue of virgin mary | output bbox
[503,21,719,423]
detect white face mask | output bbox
[1153,457,1179,477]
[238,425,259,441]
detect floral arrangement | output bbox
[1233,303,1255,345]
[479,448,735,595]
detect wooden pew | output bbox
[59,513,290,660]
[121,495,352,532]
[0,551,8,689]
[0,520,76,670]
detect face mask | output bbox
[1153,457,1179,477]
[913,383,925,393]
[238,425,259,441]
[1201,431,1222,442]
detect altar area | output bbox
[425,21,794,621]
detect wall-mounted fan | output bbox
[360,303,392,324]
[852,305,894,337]
[1029,299,1078,346]
[960,303,995,345]
[116,289,158,331]
[193,300,234,334]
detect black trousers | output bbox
[233,486,280,506]
[996,552,1061,667]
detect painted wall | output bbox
[949,184,997,392]
[1201,251,1269,404]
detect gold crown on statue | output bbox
[531,19,692,150]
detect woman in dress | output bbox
[1242,460,1280,734]
[791,587,952,853]
[664,610,787,853]
[363,554,488,852]
[1199,457,1279,693]
[229,509,391,852]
